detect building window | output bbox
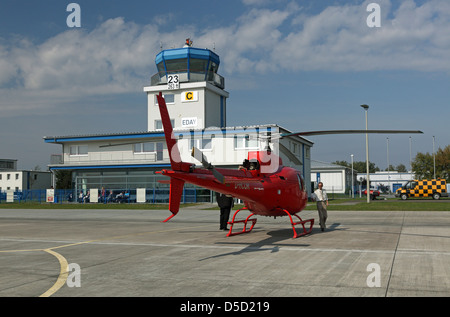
[234,135,259,149]
[155,119,174,130]
[70,145,88,156]
[190,135,214,151]
[134,142,164,160]
[155,94,174,105]
[292,143,297,154]
[15,173,19,180]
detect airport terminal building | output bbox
[44,41,313,202]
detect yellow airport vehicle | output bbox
[395,178,448,200]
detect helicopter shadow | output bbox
[198,222,344,261]
[198,228,308,261]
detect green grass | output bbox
[0,202,187,210]
[0,198,449,211]
[304,198,450,211]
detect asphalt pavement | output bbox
[0,206,449,299]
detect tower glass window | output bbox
[165,59,187,74]
[156,62,165,77]
[190,59,208,74]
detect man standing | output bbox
[216,192,234,230]
[313,182,328,231]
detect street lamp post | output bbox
[433,136,436,179]
[387,137,390,193]
[361,104,370,203]
[351,154,354,199]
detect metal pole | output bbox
[433,136,436,179]
[387,137,390,193]
[409,136,412,172]
[351,154,354,198]
[361,104,370,203]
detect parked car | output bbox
[363,188,380,200]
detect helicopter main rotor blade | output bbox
[191,146,211,169]
[191,147,225,184]
[281,130,423,137]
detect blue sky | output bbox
[1,0,449,171]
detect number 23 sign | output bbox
[167,74,180,90]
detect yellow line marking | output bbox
[0,224,206,296]
[39,249,69,297]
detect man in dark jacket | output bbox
[216,192,234,230]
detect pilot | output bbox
[239,159,250,170]
[248,159,259,170]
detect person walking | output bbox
[313,182,328,231]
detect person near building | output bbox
[313,182,328,231]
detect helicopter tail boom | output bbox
[156,92,192,172]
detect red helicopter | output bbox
[155,92,422,238]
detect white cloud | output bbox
[198,0,450,74]
[273,0,450,72]
[0,18,162,116]
[1,1,449,116]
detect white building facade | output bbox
[311,160,355,195]
[0,170,51,192]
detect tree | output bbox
[436,145,450,180]
[412,145,450,181]
[332,160,379,173]
[385,164,407,172]
[55,170,72,189]
[396,164,407,173]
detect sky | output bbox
[1,0,449,171]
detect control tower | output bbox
[144,39,229,130]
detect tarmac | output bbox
[0,204,449,299]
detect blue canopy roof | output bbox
[155,47,220,66]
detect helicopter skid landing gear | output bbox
[226,207,257,237]
[282,209,314,239]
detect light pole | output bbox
[361,104,370,203]
[409,136,412,172]
[433,136,436,179]
[351,154,354,198]
[387,137,390,193]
